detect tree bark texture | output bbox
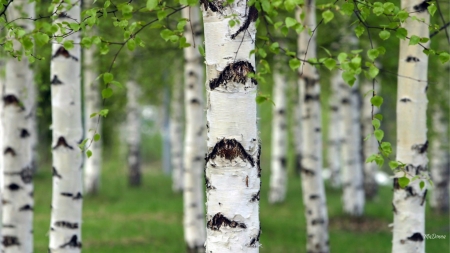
[49,3,83,253]
[296,3,330,252]
[170,63,184,193]
[392,1,430,252]
[269,68,287,204]
[182,6,206,252]
[328,71,343,188]
[2,1,35,252]
[126,80,142,187]
[202,1,261,252]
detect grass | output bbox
[33,155,449,253]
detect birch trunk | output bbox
[328,71,342,188]
[429,107,449,212]
[202,1,260,252]
[361,80,379,199]
[126,80,141,186]
[170,64,184,193]
[83,2,102,194]
[293,77,303,176]
[392,1,430,252]
[2,2,35,252]
[296,3,329,252]
[269,68,287,204]
[182,7,206,252]
[0,59,4,240]
[49,2,83,252]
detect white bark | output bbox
[392,1,430,252]
[126,80,141,186]
[0,59,4,240]
[293,75,303,176]
[202,1,260,252]
[269,68,287,204]
[328,71,343,188]
[361,80,380,199]
[296,3,329,252]
[2,1,35,252]
[49,3,83,252]
[83,1,102,194]
[170,63,184,193]
[182,7,206,252]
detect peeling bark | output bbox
[170,62,184,193]
[49,2,83,253]
[296,3,329,252]
[269,67,287,203]
[2,1,35,252]
[202,1,260,251]
[126,80,142,186]
[328,71,343,188]
[392,0,430,252]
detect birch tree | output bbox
[49,2,83,252]
[392,0,430,252]
[2,1,34,251]
[296,2,329,251]
[182,6,206,251]
[126,79,142,186]
[269,66,287,204]
[170,63,184,193]
[202,1,261,252]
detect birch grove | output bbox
[392,0,430,252]
[49,2,83,252]
[126,79,142,186]
[269,67,287,204]
[2,1,35,251]
[296,2,329,252]
[170,64,184,193]
[328,71,343,188]
[202,1,261,251]
[181,6,206,252]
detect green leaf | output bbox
[338,53,347,63]
[389,161,399,170]
[398,177,410,188]
[395,28,408,39]
[258,48,267,58]
[110,81,123,89]
[372,119,380,129]
[34,33,50,46]
[342,71,356,86]
[127,39,136,51]
[90,113,98,118]
[367,49,379,61]
[63,40,74,50]
[366,154,377,163]
[147,0,158,10]
[78,138,89,150]
[374,113,383,121]
[324,58,336,70]
[381,142,392,156]
[341,2,354,16]
[439,52,450,64]
[419,37,429,43]
[364,133,371,141]
[374,129,384,141]
[160,29,173,41]
[94,134,101,141]
[428,3,437,16]
[157,10,168,21]
[379,30,390,40]
[285,17,297,28]
[289,58,301,70]
[86,150,93,158]
[370,95,383,107]
[355,24,365,38]
[99,109,109,117]
[368,65,379,78]
[102,88,113,98]
[375,155,384,167]
[409,35,420,45]
[419,181,425,190]
[269,42,280,54]
[322,10,334,24]
[198,46,205,57]
[103,73,113,84]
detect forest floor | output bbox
[33,159,449,252]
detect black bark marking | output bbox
[205,175,216,190]
[190,98,200,104]
[301,167,315,176]
[5,167,33,184]
[330,106,338,111]
[309,195,320,200]
[52,167,62,179]
[278,109,285,115]
[305,94,320,102]
[311,219,325,225]
[400,98,411,102]
[405,186,416,198]
[413,0,430,12]
[231,6,258,39]
[250,190,260,202]
[20,129,30,138]
[315,127,321,132]
[58,12,71,19]
[209,61,257,90]
[52,46,78,61]
[247,226,261,247]
[55,221,79,229]
[73,192,83,199]
[257,141,261,177]
[411,140,428,154]
[407,233,424,242]
[200,0,223,12]
[51,75,63,85]
[406,56,420,62]
[279,157,286,169]
[3,95,25,110]
[19,204,33,211]
[61,192,83,200]
[3,224,15,228]
[7,183,21,191]
[207,213,247,230]
[53,137,73,150]
[59,235,81,248]
[341,98,350,104]
[2,236,20,247]
[188,71,195,76]
[392,203,397,214]
[4,147,16,156]
[206,138,254,166]
[420,189,427,206]
[393,178,400,190]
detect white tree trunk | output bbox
[0,59,4,240]
[83,1,102,194]
[269,68,287,204]
[170,63,184,193]
[126,80,141,186]
[328,71,343,188]
[339,73,365,216]
[361,80,380,199]
[202,1,260,252]
[392,1,430,252]
[49,3,83,253]
[2,1,35,252]
[182,7,206,252]
[296,3,329,252]
[293,77,303,176]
